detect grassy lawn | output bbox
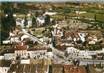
[32,27,45,37]
[51,14,65,20]
[79,13,94,19]
[79,13,104,22]
[96,13,104,22]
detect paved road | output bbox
[22,29,44,44]
[80,60,104,65]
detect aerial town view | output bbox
[0,1,104,73]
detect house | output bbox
[16,18,22,26]
[4,53,15,60]
[0,56,4,60]
[66,47,79,54]
[0,60,11,73]
[36,16,45,26]
[21,18,25,28]
[14,42,28,59]
[0,67,9,73]
[52,25,64,38]
[2,40,11,44]
[79,51,92,59]
[27,49,47,59]
[66,47,93,59]
[3,30,21,44]
[47,51,53,59]
[20,59,30,64]
[14,42,49,59]
[64,65,87,73]
[10,37,20,44]
[44,11,57,16]
[78,32,86,43]
[21,34,30,41]
[88,35,98,45]
[75,11,87,14]
[27,18,32,28]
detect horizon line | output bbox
[0,0,104,3]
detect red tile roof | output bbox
[64,65,87,73]
[15,43,27,50]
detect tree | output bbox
[1,3,16,43]
[94,14,97,21]
[44,14,50,26]
[48,65,52,73]
[32,16,36,27]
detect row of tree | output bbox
[1,3,16,44]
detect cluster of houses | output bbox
[51,24,104,59]
[15,11,56,28]
[0,39,53,73]
[1,8,104,73]
[1,24,54,73]
[3,27,26,44]
[51,23,104,47]
[2,29,53,60]
[65,46,104,59]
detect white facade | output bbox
[27,19,32,28]
[15,50,47,59]
[0,56,4,60]
[66,47,79,54]
[36,16,45,26]
[3,40,10,44]
[21,59,30,64]
[44,12,57,16]
[0,67,9,73]
[4,53,15,60]
[78,32,86,42]
[21,34,30,41]
[15,50,27,58]
[88,36,98,45]
[47,52,53,58]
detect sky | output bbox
[0,0,104,3]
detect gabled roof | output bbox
[15,43,27,50]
